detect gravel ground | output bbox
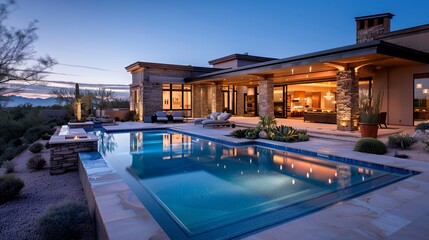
[0,140,95,240]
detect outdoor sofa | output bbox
[155,111,168,123]
[172,111,184,122]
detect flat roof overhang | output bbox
[186,40,429,86]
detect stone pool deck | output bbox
[86,121,429,239]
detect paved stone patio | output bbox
[85,120,429,239]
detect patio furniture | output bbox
[378,112,387,128]
[172,111,184,122]
[202,113,234,128]
[194,112,221,125]
[155,111,168,123]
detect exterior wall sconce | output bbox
[416,83,423,89]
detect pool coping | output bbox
[80,127,429,239]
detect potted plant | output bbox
[359,90,383,138]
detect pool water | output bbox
[94,130,416,239]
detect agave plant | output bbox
[271,125,310,142]
[230,129,247,138]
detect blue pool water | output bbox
[93,130,417,239]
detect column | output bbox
[201,85,209,116]
[336,69,359,131]
[258,79,274,117]
[236,86,247,116]
[129,88,135,111]
[191,85,202,118]
[211,83,223,113]
[141,82,162,119]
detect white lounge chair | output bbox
[202,113,234,128]
[194,112,221,125]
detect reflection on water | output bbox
[95,131,118,155]
[122,131,380,188]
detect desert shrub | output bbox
[387,133,417,150]
[245,128,260,139]
[124,111,137,121]
[36,201,89,240]
[29,143,44,153]
[24,125,55,143]
[354,138,387,155]
[0,174,25,204]
[415,122,429,131]
[230,129,247,138]
[27,154,47,170]
[422,140,429,152]
[1,145,28,161]
[41,134,52,140]
[11,138,23,147]
[2,160,16,173]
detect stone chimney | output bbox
[355,13,394,43]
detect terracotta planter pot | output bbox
[359,123,379,138]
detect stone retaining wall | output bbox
[50,140,98,175]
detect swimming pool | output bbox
[94,129,417,239]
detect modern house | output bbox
[126,13,429,131]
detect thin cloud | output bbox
[58,63,117,72]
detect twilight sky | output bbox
[5,0,429,97]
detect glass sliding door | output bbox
[274,86,285,118]
[414,73,429,125]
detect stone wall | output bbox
[50,140,98,175]
[258,79,274,117]
[192,85,202,118]
[357,25,385,43]
[236,86,246,116]
[336,70,359,131]
[142,81,163,117]
[211,84,223,112]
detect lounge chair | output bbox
[194,112,221,125]
[202,113,234,128]
[172,111,184,122]
[155,111,168,123]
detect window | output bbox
[162,84,192,113]
[414,73,429,125]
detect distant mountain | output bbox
[5,96,58,107]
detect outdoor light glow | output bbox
[424,89,429,94]
[309,66,312,72]
[280,165,283,170]
[416,83,423,88]
[328,179,332,184]
[292,179,295,185]
[306,172,309,178]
